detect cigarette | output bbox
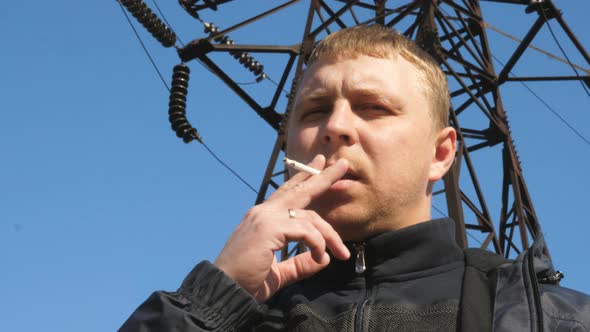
[283,157,321,176]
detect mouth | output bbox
[330,169,361,192]
[341,171,360,181]
[325,158,363,184]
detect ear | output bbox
[429,126,457,182]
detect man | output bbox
[120,25,590,331]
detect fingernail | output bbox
[322,252,331,265]
[344,247,351,259]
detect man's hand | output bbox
[214,155,351,303]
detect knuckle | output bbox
[312,171,329,183]
[308,210,322,221]
[275,183,290,194]
[306,226,324,245]
[308,211,330,230]
[291,181,309,194]
[316,172,337,189]
[244,205,261,220]
[291,182,305,192]
[242,205,272,230]
[300,219,316,233]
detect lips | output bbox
[341,171,360,181]
[325,159,363,182]
[329,168,361,192]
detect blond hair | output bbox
[306,25,450,130]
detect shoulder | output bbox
[462,248,512,274]
[540,283,590,330]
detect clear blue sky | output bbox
[1,1,589,331]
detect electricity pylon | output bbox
[120,0,590,259]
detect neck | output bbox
[336,201,433,242]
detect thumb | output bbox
[277,251,330,288]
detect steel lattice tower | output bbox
[121,0,590,259]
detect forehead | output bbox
[294,55,421,107]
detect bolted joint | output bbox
[177,39,214,63]
[525,0,558,19]
[466,17,483,37]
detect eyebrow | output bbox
[304,94,333,104]
[300,86,384,102]
[350,88,385,100]
[293,89,332,112]
[294,83,402,113]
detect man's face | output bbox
[286,54,440,240]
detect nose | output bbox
[321,101,357,147]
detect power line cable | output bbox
[266,75,291,97]
[539,8,590,97]
[236,81,260,86]
[518,79,590,146]
[432,203,484,246]
[119,3,170,91]
[151,0,186,47]
[176,13,287,99]
[482,22,590,75]
[482,16,590,147]
[491,53,590,147]
[437,5,590,148]
[119,2,260,195]
[202,142,259,194]
[484,15,590,146]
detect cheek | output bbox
[285,127,318,159]
[364,126,430,174]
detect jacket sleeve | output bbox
[119,261,259,332]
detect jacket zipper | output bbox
[353,243,369,332]
[526,251,544,332]
[354,243,366,274]
[355,298,369,332]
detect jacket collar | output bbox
[314,218,464,283]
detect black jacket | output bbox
[120,219,590,331]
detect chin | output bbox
[314,204,373,239]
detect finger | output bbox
[280,158,349,208]
[276,217,327,263]
[277,251,330,288]
[286,154,326,179]
[267,155,325,202]
[287,209,349,260]
[304,210,350,260]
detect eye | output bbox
[298,108,328,122]
[368,104,386,110]
[358,103,390,115]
